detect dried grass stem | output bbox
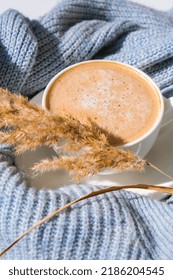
[0,184,173,258]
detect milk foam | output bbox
[48,61,160,145]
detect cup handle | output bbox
[159,97,173,135]
[129,142,142,156]
[162,97,173,125]
[119,142,142,157]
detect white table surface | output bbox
[0,0,172,19]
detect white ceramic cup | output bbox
[42,60,165,174]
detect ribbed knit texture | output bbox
[0,0,173,260]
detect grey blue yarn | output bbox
[0,0,173,260]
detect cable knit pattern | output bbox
[0,0,173,259]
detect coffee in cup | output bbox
[43,60,163,153]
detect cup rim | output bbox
[42,59,164,148]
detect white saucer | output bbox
[15,92,173,200]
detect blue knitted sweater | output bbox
[0,0,173,260]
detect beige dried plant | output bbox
[33,146,145,181]
[0,87,147,180]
